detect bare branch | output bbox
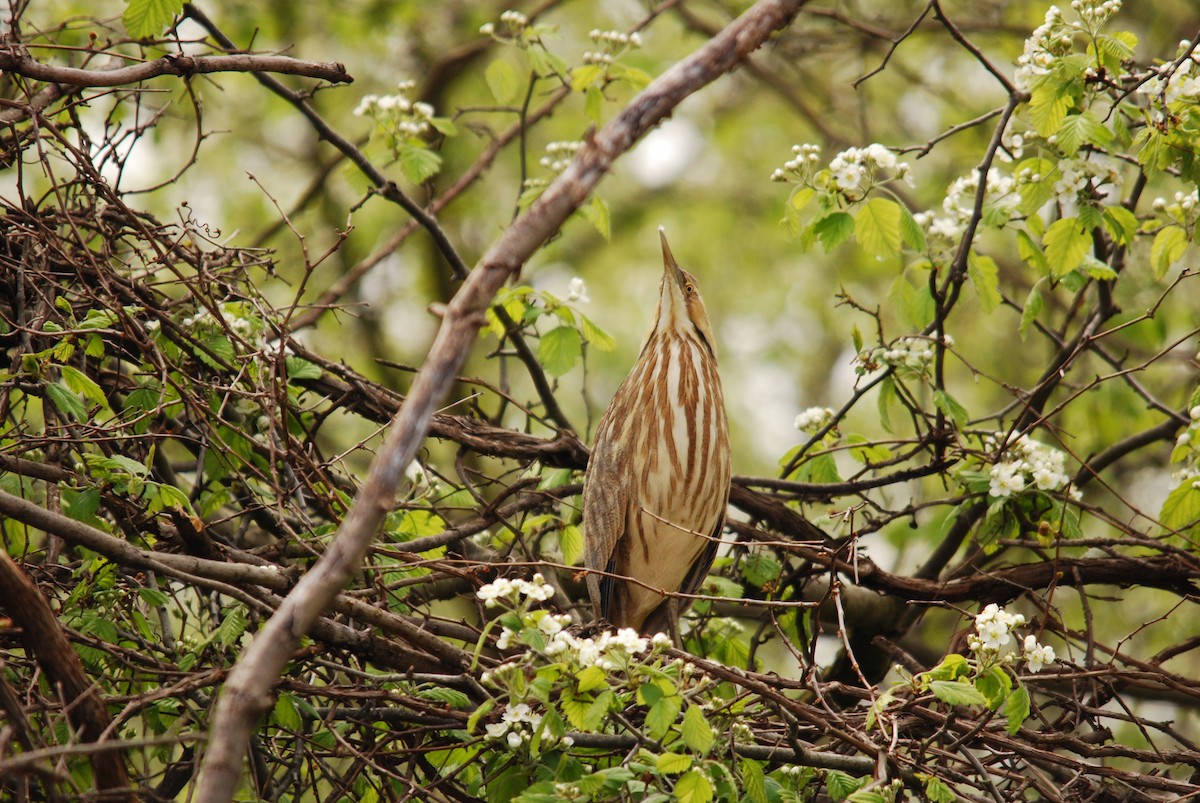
[0,46,352,87]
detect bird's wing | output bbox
[677,493,729,603]
[582,443,630,620]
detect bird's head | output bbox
[655,227,717,358]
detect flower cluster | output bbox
[985,432,1073,498]
[1170,406,1200,487]
[583,27,643,63]
[915,168,1020,242]
[182,301,264,343]
[539,140,582,174]
[770,143,822,182]
[1070,0,1121,26]
[1015,6,1073,92]
[484,702,545,748]
[855,334,953,376]
[480,10,528,37]
[794,406,834,434]
[476,573,556,608]
[1139,49,1200,106]
[566,276,590,303]
[353,81,436,137]
[968,604,1057,673]
[1047,153,1122,205]
[773,143,910,202]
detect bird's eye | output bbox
[685,283,696,294]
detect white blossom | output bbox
[794,406,834,434]
[567,277,590,303]
[1022,634,1057,672]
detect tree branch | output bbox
[0,46,352,87]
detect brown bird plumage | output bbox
[583,228,731,639]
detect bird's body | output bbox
[583,229,731,638]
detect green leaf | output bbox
[975,665,1013,710]
[1019,279,1046,340]
[46,382,87,421]
[285,356,323,380]
[273,693,303,731]
[740,551,782,587]
[1160,481,1200,534]
[967,252,1001,314]
[217,605,248,647]
[825,770,866,799]
[486,58,522,103]
[923,774,957,803]
[1004,684,1031,735]
[847,434,891,464]
[674,770,713,803]
[889,274,935,329]
[1030,80,1073,137]
[560,524,584,566]
[855,197,903,258]
[59,365,106,406]
[645,690,682,739]
[1056,113,1110,156]
[584,85,604,125]
[578,195,611,240]
[1081,256,1117,281]
[791,452,842,484]
[898,203,927,251]
[928,679,989,707]
[1151,226,1188,279]
[576,664,608,693]
[813,212,855,252]
[924,653,969,681]
[579,313,616,352]
[932,389,968,430]
[682,704,714,755]
[398,144,442,184]
[1042,217,1090,277]
[741,759,768,803]
[1102,205,1138,246]
[656,752,693,775]
[538,326,582,376]
[124,0,183,38]
[569,63,607,93]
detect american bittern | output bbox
[583,227,731,639]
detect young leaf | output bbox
[538,326,582,376]
[967,252,1001,314]
[812,212,855,252]
[1019,279,1046,340]
[1160,482,1200,535]
[486,58,522,104]
[933,389,969,430]
[656,752,693,775]
[928,679,989,707]
[46,382,87,422]
[1004,684,1031,735]
[578,195,611,240]
[579,313,616,352]
[1042,217,1090,277]
[674,770,714,803]
[124,0,183,39]
[559,524,584,566]
[398,144,442,184]
[855,197,903,258]
[682,704,714,755]
[1151,226,1187,279]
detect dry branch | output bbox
[0,46,352,87]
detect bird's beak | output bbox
[659,226,677,271]
[658,226,685,290]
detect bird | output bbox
[583,227,731,641]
